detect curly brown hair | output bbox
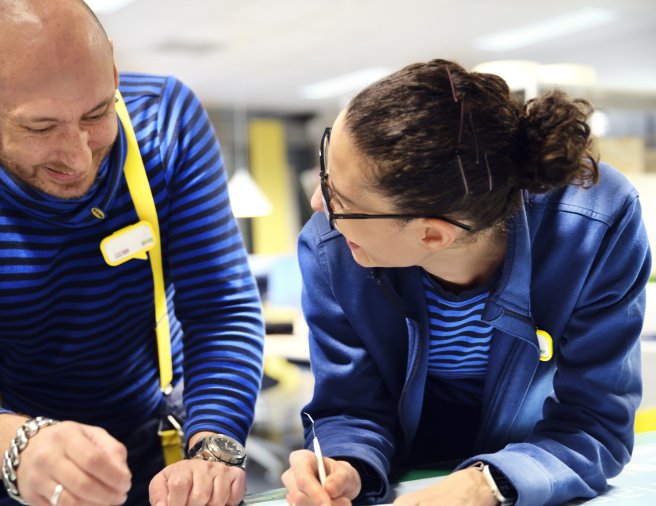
[344,59,598,232]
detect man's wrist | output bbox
[2,417,59,504]
[0,414,30,455]
[185,431,215,454]
[186,433,247,469]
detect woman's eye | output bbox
[329,190,344,210]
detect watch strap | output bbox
[471,461,516,505]
[487,464,517,503]
[186,438,204,459]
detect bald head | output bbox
[0,0,107,34]
[0,0,113,98]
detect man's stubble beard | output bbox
[0,141,115,200]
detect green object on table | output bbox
[242,487,287,504]
[392,467,451,482]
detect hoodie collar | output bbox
[482,197,537,340]
[488,197,533,316]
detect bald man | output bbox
[0,1,264,505]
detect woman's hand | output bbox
[393,467,498,506]
[282,449,362,506]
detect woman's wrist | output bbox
[338,457,380,500]
[470,462,516,505]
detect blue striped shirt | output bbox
[423,274,493,380]
[0,74,264,445]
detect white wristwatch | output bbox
[471,461,514,505]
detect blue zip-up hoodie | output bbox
[298,163,651,505]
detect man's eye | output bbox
[26,126,53,135]
[85,108,109,121]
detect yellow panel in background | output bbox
[249,119,297,254]
[635,407,656,433]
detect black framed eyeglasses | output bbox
[319,127,472,231]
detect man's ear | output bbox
[108,37,119,89]
[419,219,458,252]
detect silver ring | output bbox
[50,483,64,506]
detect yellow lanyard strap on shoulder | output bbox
[114,91,173,393]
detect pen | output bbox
[304,412,326,486]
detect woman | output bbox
[282,59,651,505]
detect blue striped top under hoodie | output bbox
[0,74,264,446]
[407,272,500,464]
[422,271,498,404]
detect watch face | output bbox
[207,435,246,460]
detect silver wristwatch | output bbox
[187,434,246,469]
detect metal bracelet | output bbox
[2,417,59,504]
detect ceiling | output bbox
[99,0,656,114]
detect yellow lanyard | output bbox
[114,91,173,393]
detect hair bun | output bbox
[518,90,598,193]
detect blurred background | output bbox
[90,0,656,493]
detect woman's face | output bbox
[310,111,430,268]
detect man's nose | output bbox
[310,184,324,212]
[57,126,92,172]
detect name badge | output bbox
[100,221,155,266]
[536,329,553,362]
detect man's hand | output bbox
[393,467,498,506]
[15,421,131,506]
[281,449,361,506]
[149,459,246,506]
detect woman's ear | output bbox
[419,219,458,252]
